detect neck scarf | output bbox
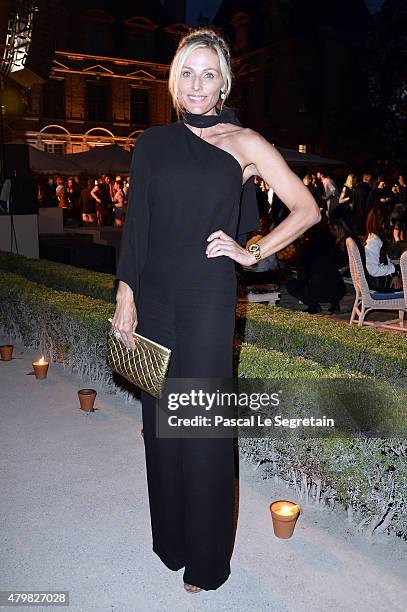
[182,104,259,241]
[183,106,241,128]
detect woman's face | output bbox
[178,47,224,116]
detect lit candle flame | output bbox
[276,504,299,516]
[38,355,46,365]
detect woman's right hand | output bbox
[112,281,138,349]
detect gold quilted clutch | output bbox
[106,320,171,399]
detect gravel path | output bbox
[1,336,406,612]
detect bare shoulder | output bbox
[236,128,274,152]
[231,128,281,177]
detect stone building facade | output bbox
[3,3,189,153]
[3,0,372,162]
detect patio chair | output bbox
[345,237,405,329]
[244,284,280,305]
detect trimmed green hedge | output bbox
[3,252,406,377]
[2,253,406,385]
[238,343,360,378]
[0,251,114,303]
[0,272,114,385]
[1,264,406,539]
[0,272,361,384]
[238,303,407,384]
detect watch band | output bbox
[247,243,262,262]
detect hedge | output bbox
[238,303,407,385]
[2,252,406,385]
[0,251,114,303]
[1,266,406,539]
[0,272,114,386]
[0,273,362,385]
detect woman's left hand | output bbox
[206,230,255,266]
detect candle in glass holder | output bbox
[32,355,49,379]
[270,500,301,539]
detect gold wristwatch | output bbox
[247,243,262,262]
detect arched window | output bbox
[128,130,144,139]
[39,125,70,154]
[40,125,70,135]
[85,127,115,138]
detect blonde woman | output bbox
[112,28,320,593]
[339,173,357,206]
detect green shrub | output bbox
[0,272,114,385]
[0,251,114,302]
[238,303,407,384]
[238,343,359,378]
[3,252,405,385]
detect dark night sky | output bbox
[185,0,385,25]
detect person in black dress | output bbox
[286,220,346,313]
[112,28,320,593]
[66,177,81,223]
[79,178,96,224]
[352,173,373,235]
[366,177,395,227]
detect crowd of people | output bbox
[246,170,407,313]
[36,166,406,315]
[37,174,130,227]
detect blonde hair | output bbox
[168,28,233,119]
[344,173,357,189]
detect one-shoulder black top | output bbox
[115,121,259,301]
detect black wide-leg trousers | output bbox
[137,290,237,591]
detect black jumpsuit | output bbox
[115,119,257,590]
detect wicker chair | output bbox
[346,237,405,329]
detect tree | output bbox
[367,0,407,161]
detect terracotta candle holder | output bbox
[78,389,97,412]
[0,345,13,361]
[32,356,49,379]
[270,500,301,539]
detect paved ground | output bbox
[1,336,407,612]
